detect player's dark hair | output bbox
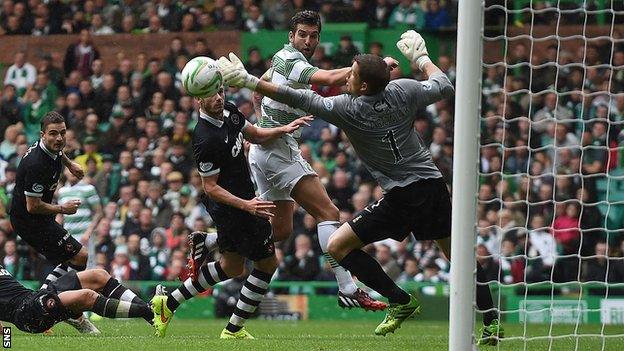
[41,111,65,131]
[289,10,321,33]
[354,54,390,95]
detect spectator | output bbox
[4,51,37,96]
[126,233,150,280]
[424,0,450,30]
[110,245,132,281]
[145,181,174,228]
[389,0,425,30]
[149,228,169,280]
[242,4,269,33]
[282,234,320,281]
[375,244,402,281]
[63,29,100,78]
[553,202,581,254]
[333,35,360,68]
[397,256,420,283]
[218,5,241,30]
[90,13,114,35]
[165,212,190,250]
[2,240,22,278]
[245,47,268,78]
[75,136,103,171]
[0,85,22,131]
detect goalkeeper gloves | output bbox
[217,53,259,90]
[396,30,432,71]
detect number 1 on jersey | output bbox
[382,130,403,163]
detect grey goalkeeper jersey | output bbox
[275,73,454,192]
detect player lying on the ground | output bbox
[217,30,504,345]
[9,111,99,333]
[0,265,152,334]
[150,86,312,339]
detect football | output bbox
[181,56,223,98]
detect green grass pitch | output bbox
[7,319,624,350]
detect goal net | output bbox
[473,0,624,349]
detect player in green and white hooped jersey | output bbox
[58,167,103,269]
[248,10,386,311]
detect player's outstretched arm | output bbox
[201,173,275,219]
[308,57,399,86]
[395,30,454,105]
[242,115,313,144]
[309,67,352,86]
[219,53,344,122]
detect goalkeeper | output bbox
[218,30,504,344]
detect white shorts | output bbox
[248,135,317,201]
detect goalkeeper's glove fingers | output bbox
[218,56,259,90]
[396,30,431,70]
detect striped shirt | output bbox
[58,181,101,239]
[260,43,319,137]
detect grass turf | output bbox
[6,319,624,350]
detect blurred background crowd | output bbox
[0,0,454,36]
[0,0,622,299]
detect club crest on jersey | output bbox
[323,99,334,111]
[230,114,240,125]
[199,162,213,172]
[32,183,44,193]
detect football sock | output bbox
[338,249,410,304]
[476,262,499,325]
[41,263,69,290]
[101,278,145,306]
[226,268,272,333]
[167,261,228,311]
[317,221,358,295]
[92,295,152,320]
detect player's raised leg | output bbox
[292,175,387,311]
[187,231,219,280]
[436,238,504,345]
[327,224,420,336]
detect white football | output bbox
[181,56,223,98]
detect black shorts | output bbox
[12,272,79,334]
[349,177,452,244]
[10,216,82,264]
[210,207,275,261]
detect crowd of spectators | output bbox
[0,0,453,36]
[0,1,623,298]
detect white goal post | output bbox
[449,0,483,350]
[451,1,624,350]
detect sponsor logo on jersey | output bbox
[231,132,244,157]
[373,99,390,112]
[32,183,44,193]
[199,162,213,172]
